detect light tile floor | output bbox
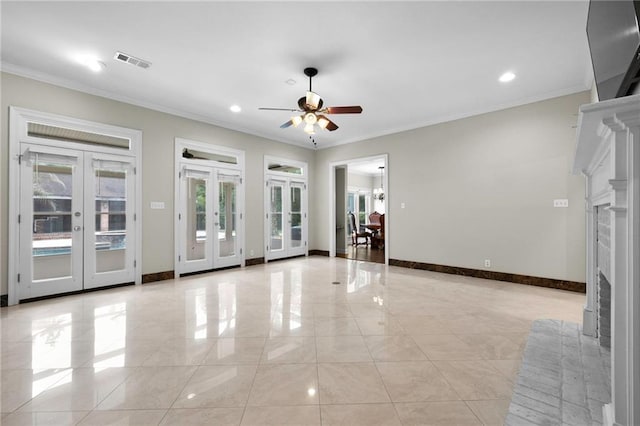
[1,257,584,425]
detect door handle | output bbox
[73,226,82,231]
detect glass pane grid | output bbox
[95,168,127,272]
[32,161,74,280]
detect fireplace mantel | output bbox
[573,94,639,426]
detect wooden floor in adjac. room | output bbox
[339,244,385,264]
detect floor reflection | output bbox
[217,282,236,336]
[93,302,126,370]
[0,257,585,426]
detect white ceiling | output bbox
[1,1,592,150]
[348,158,386,176]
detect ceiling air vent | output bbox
[113,51,151,69]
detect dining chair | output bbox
[348,212,369,246]
[369,211,381,225]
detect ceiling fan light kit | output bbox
[259,67,363,142]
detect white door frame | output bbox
[264,156,308,262]
[174,138,245,275]
[19,144,84,299]
[8,107,142,306]
[83,152,137,289]
[328,154,389,264]
[177,164,214,274]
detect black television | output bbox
[586,0,640,100]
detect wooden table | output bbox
[363,224,383,249]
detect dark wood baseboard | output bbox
[389,259,586,293]
[1,294,7,307]
[245,257,265,266]
[142,270,175,283]
[180,265,242,277]
[309,250,330,257]
[19,282,135,304]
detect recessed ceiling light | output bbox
[77,55,105,72]
[229,105,242,113]
[285,79,296,85]
[499,71,516,83]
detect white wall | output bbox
[347,172,375,191]
[0,72,590,296]
[0,72,315,295]
[315,92,590,282]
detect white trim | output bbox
[1,65,315,150]
[583,174,597,338]
[83,152,137,289]
[173,138,246,275]
[264,155,308,179]
[263,156,308,262]
[328,154,389,265]
[603,403,614,426]
[574,95,640,425]
[8,107,142,305]
[348,186,373,195]
[1,64,589,151]
[315,85,591,149]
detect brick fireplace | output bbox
[573,93,639,426]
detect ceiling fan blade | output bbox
[317,115,339,131]
[325,106,363,114]
[325,120,339,131]
[259,107,300,112]
[280,114,304,129]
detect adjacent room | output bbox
[1,1,639,425]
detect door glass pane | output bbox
[290,186,302,248]
[94,167,127,273]
[218,180,237,258]
[358,194,367,226]
[187,177,207,261]
[270,185,283,251]
[32,160,74,280]
[347,193,355,234]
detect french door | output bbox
[178,164,243,274]
[19,144,136,300]
[266,178,307,261]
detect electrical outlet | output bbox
[250,249,254,256]
[484,259,491,268]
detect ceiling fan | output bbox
[259,67,363,135]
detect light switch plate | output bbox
[553,199,569,208]
[150,201,165,209]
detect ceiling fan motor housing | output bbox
[259,66,362,135]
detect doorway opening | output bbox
[329,155,388,265]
